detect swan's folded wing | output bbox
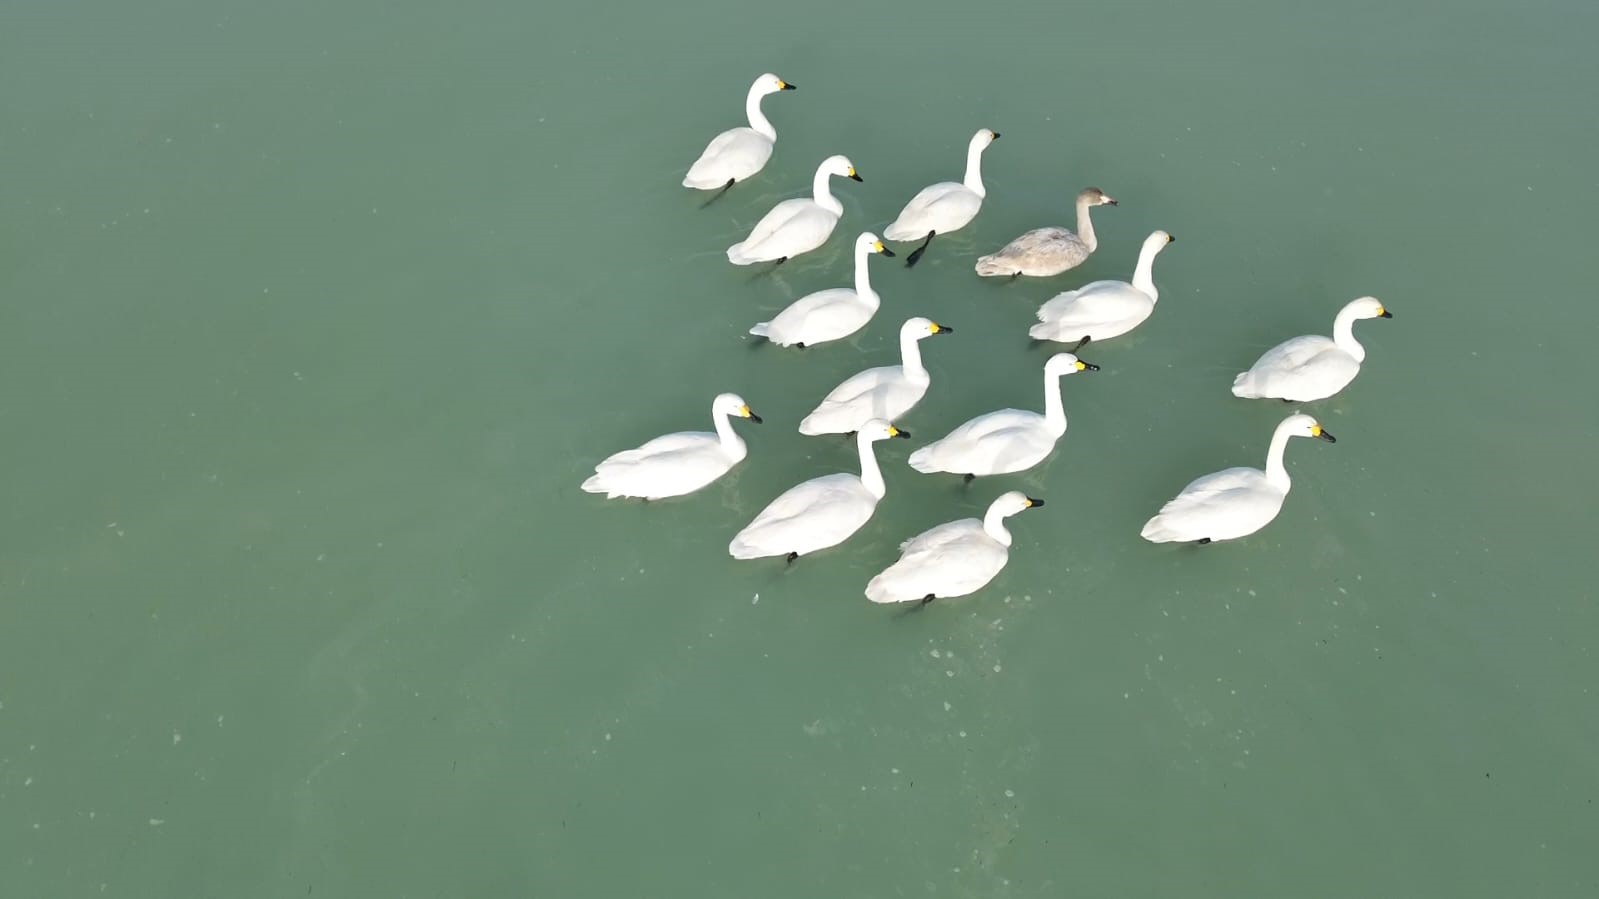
[1148,468,1280,534]
[886,182,975,237]
[765,288,864,342]
[1036,282,1148,326]
[600,431,714,464]
[744,474,862,529]
[1250,336,1337,372]
[738,198,812,250]
[898,518,982,554]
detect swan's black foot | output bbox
[1008,272,1021,282]
[700,178,736,208]
[1280,398,1296,404]
[1070,335,1092,353]
[1196,538,1212,545]
[772,256,788,268]
[963,473,975,484]
[920,594,935,606]
[785,551,799,564]
[906,231,935,268]
[796,342,807,349]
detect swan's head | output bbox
[1080,187,1118,207]
[860,418,912,442]
[857,232,895,257]
[1045,352,1099,376]
[1345,296,1392,320]
[902,317,953,340]
[713,392,763,424]
[1283,413,1336,444]
[971,128,1001,150]
[754,73,796,94]
[989,490,1045,518]
[1144,230,1175,254]
[821,154,862,182]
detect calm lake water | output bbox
[3,0,1596,895]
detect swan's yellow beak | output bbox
[888,425,910,439]
[740,405,763,423]
[1075,360,1087,371]
[847,166,863,182]
[1025,497,1045,509]
[1377,306,1392,318]
[873,240,886,253]
[778,79,795,91]
[1310,423,1336,443]
[929,322,952,335]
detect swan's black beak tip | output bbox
[1026,497,1045,509]
[780,82,797,91]
[848,173,864,182]
[1315,429,1335,443]
[747,412,764,424]
[1379,310,1393,319]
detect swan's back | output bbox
[885,183,981,239]
[754,287,872,346]
[728,198,838,264]
[908,410,1053,475]
[1232,336,1359,400]
[582,433,733,499]
[728,473,876,558]
[684,127,772,188]
[976,227,1088,277]
[866,520,1007,603]
[799,366,926,435]
[1140,467,1286,543]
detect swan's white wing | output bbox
[975,227,1089,277]
[884,182,982,239]
[866,522,1007,603]
[908,411,1055,475]
[1029,282,1154,342]
[1232,336,1359,400]
[684,127,774,188]
[1140,467,1285,543]
[728,200,839,263]
[728,474,877,558]
[754,288,872,347]
[582,436,736,499]
[798,367,927,435]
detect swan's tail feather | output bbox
[1140,515,1180,543]
[749,322,771,338]
[581,474,606,494]
[1230,371,1256,397]
[974,254,1015,277]
[907,445,940,473]
[1027,321,1061,342]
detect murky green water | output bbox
[3,0,1596,895]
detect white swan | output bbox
[581,393,762,500]
[974,187,1117,278]
[728,419,910,561]
[908,352,1097,480]
[798,317,953,435]
[1140,413,1336,544]
[1232,297,1392,402]
[682,73,796,192]
[749,233,894,347]
[865,490,1043,605]
[883,128,1000,267]
[1028,231,1175,347]
[726,155,862,265]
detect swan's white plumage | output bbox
[581,393,761,500]
[728,421,904,559]
[1030,231,1173,344]
[750,233,892,347]
[1140,413,1335,543]
[883,129,998,241]
[1232,297,1391,402]
[727,155,858,264]
[865,491,1040,603]
[798,317,951,435]
[683,73,794,189]
[908,353,1093,477]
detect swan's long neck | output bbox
[1132,239,1162,301]
[712,406,746,457]
[1075,197,1099,252]
[1331,307,1367,362]
[852,241,877,300]
[745,84,775,141]
[899,330,928,381]
[982,507,1014,547]
[813,167,843,216]
[1264,421,1296,492]
[856,433,886,499]
[962,140,988,198]
[1043,371,1067,436]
